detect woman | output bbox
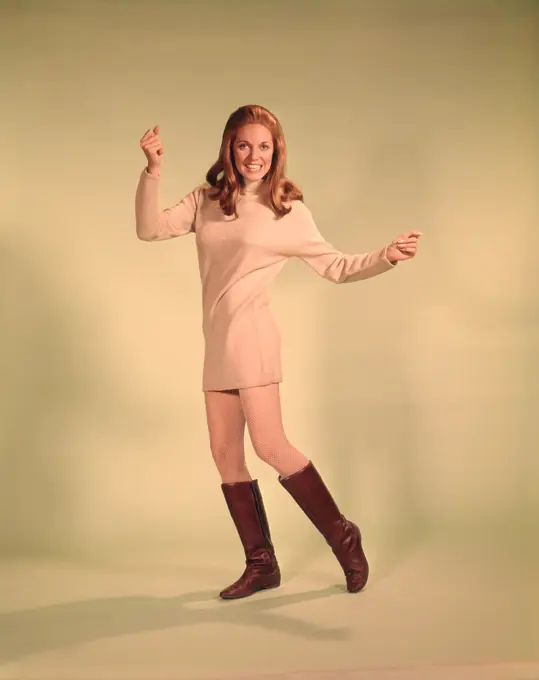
[135,104,421,600]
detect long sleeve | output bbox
[282,201,397,284]
[135,169,200,241]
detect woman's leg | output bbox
[240,383,369,593]
[238,383,310,477]
[204,388,280,599]
[204,389,250,483]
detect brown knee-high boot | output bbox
[219,480,281,599]
[279,462,369,593]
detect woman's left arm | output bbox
[281,202,406,284]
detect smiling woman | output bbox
[204,105,303,218]
[234,126,273,181]
[135,104,421,601]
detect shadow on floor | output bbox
[0,584,358,662]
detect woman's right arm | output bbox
[135,168,199,241]
[135,124,198,241]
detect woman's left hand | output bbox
[386,231,423,263]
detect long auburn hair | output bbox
[205,104,303,218]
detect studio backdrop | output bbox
[0,0,537,573]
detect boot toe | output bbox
[346,569,369,593]
[332,522,369,593]
[219,565,281,599]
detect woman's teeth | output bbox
[246,164,262,171]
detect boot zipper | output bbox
[251,486,270,549]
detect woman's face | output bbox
[232,123,274,183]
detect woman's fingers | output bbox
[139,126,164,166]
[396,242,417,252]
[140,126,161,145]
[143,138,162,149]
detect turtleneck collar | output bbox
[241,179,264,195]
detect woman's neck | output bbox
[242,178,263,194]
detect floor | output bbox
[0,529,537,680]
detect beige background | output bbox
[0,1,537,679]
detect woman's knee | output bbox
[209,440,245,468]
[210,444,250,483]
[251,435,289,466]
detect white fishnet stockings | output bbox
[204,389,251,483]
[204,384,309,482]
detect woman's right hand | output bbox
[140,125,164,172]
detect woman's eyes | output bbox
[237,143,270,151]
